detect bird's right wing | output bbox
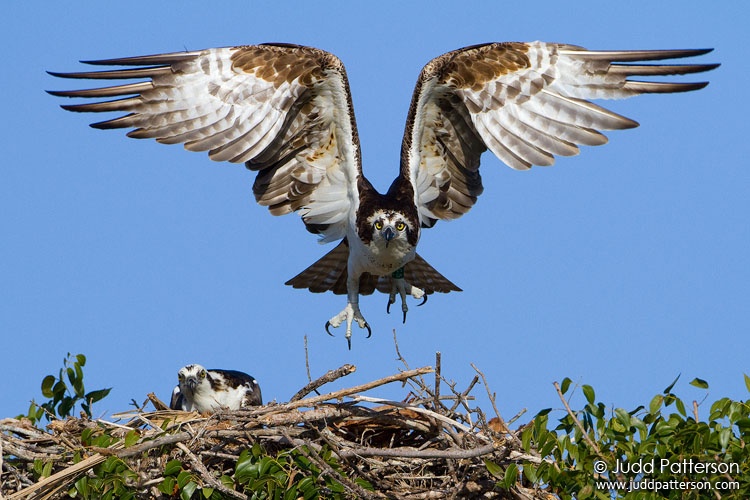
[49,44,364,243]
[169,386,184,411]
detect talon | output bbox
[325,321,335,337]
[418,295,428,307]
[365,322,372,338]
[346,334,352,350]
[387,301,392,314]
[402,310,407,324]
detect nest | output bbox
[1,353,550,499]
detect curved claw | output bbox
[325,321,335,337]
[364,322,372,338]
[386,301,392,314]
[417,294,428,307]
[347,336,352,350]
[402,310,407,324]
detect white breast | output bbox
[348,230,416,276]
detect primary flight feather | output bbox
[49,41,717,348]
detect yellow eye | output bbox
[199,370,206,379]
[374,221,383,230]
[396,222,406,231]
[178,374,184,381]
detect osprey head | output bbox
[368,210,414,248]
[177,364,208,395]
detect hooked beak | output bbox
[185,377,198,392]
[383,226,395,247]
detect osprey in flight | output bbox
[49,42,716,348]
[170,364,262,412]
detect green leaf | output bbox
[41,460,53,478]
[202,487,214,498]
[177,470,193,488]
[502,463,518,490]
[124,430,140,447]
[615,407,631,428]
[165,459,183,476]
[675,397,687,417]
[521,427,532,452]
[76,354,86,366]
[58,398,74,418]
[649,395,663,415]
[41,375,56,398]
[86,388,112,404]
[690,378,709,389]
[484,459,503,479]
[560,377,572,395]
[663,374,681,394]
[582,384,595,405]
[744,374,750,393]
[158,477,176,495]
[578,484,594,498]
[719,428,732,450]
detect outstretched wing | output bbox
[400,42,718,227]
[49,44,363,242]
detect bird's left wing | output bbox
[49,44,363,242]
[400,42,717,227]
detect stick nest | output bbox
[1,357,550,499]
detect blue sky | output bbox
[1,2,746,425]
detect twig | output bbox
[304,335,312,384]
[290,364,356,402]
[553,381,603,457]
[471,363,521,447]
[280,366,433,411]
[449,375,479,414]
[176,442,247,500]
[392,329,409,370]
[147,392,170,411]
[434,351,442,413]
[348,395,490,442]
[339,442,496,460]
[8,453,107,500]
[507,408,528,426]
[693,400,700,422]
[471,363,502,424]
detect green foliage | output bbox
[69,456,138,500]
[19,353,111,424]
[233,443,372,499]
[496,375,750,499]
[157,443,372,499]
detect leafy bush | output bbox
[19,353,111,424]
[509,375,750,499]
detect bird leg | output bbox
[386,267,427,323]
[325,302,371,350]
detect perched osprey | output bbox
[169,364,262,412]
[49,42,716,347]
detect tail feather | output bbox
[404,253,462,293]
[285,240,349,294]
[285,240,461,295]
